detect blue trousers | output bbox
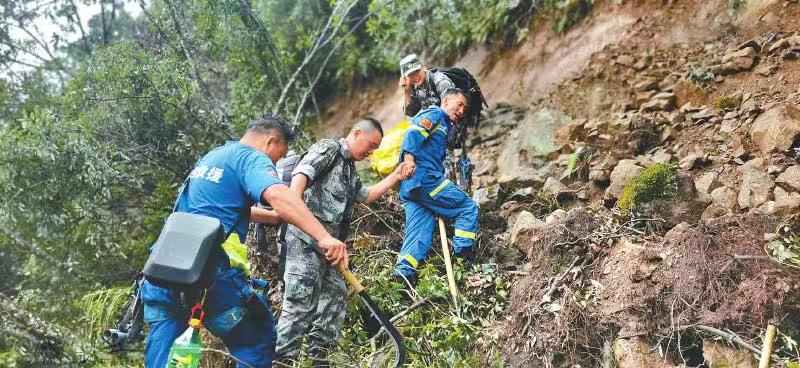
[395,173,478,277]
[142,265,276,368]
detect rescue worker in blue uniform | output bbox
[140,114,349,368]
[395,88,479,285]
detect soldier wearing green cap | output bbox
[398,53,457,118]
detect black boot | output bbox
[454,247,475,270]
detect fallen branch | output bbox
[391,297,430,324]
[290,0,396,125]
[274,0,358,112]
[358,204,399,233]
[681,324,782,364]
[352,210,399,225]
[539,255,581,307]
[758,324,777,368]
[720,253,800,273]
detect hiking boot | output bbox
[454,247,475,269]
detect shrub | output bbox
[729,0,746,10]
[713,95,740,111]
[552,0,596,33]
[687,67,715,85]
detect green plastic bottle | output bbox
[166,318,203,368]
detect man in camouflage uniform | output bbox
[399,54,468,185]
[399,54,456,118]
[275,118,409,366]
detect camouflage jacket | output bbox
[286,138,369,244]
[404,70,456,117]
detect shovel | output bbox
[311,244,407,367]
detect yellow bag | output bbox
[370,121,410,177]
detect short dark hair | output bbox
[443,88,467,100]
[357,117,384,137]
[247,112,296,143]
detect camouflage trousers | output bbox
[275,235,348,360]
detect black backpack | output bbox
[429,67,488,120]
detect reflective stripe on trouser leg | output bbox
[415,182,479,254]
[428,179,451,198]
[396,201,436,277]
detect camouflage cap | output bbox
[400,53,422,76]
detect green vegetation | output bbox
[331,237,510,367]
[551,0,595,33]
[769,225,800,267]
[729,0,747,10]
[713,95,740,111]
[688,67,715,86]
[0,0,602,365]
[566,152,581,177]
[616,163,678,216]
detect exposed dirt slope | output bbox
[309,0,800,367]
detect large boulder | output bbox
[719,47,757,74]
[640,92,677,112]
[636,173,705,226]
[614,338,679,368]
[497,108,571,187]
[554,119,587,147]
[703,339,757,368]
[771,186,800,215]
[749,104,800,154]
[542,177,566,195]
[737,166,775,210]
[672,79,709,108]
[510,211,545,251]
[776,165,800,191]
[604,160,644,200]
[702,186,739,219]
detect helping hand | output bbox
[393,162,411,180]
[400,161,416,179]
[318,235,349,269]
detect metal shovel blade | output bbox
[356,289,407,367]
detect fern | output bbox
[565,146,585,177]
[566,152,581,176]
[76,286,131,339]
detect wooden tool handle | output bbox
[438,218,459,307]
[337,262,365,293]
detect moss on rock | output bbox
[616,163,678,216]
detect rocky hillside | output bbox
[290,0,800,366]
[455,0,800,366]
